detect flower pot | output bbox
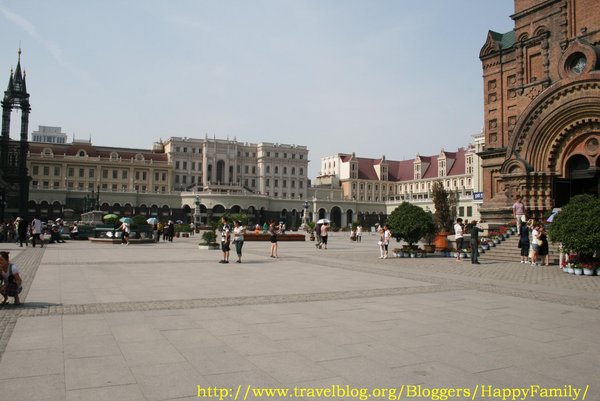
[564,266,573,274]
[493,239,499,244]
[434,233,449,252]
[573,267,583,276]
[482,244,490,250]
[583,268,594,276]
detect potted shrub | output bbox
[198,230,219,250]
[432,181,454,251]
[305,221,316,241]
[386,202,436,248]
[548,194,600,269]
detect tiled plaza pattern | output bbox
[0,235,598,401]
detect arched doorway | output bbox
[182,205,192,223]
[318,208,326,220]
[330,206,342,228]
[346,209,354,226]
[566,154,598,197]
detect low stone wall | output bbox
[243,233,306,242]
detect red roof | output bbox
[342,147,468,182]
[29,143,169,162]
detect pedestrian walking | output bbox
[531,222,541,266]
[30,216,44,248]
[16,217,28,247]
[356,225,362,242]
[518,222,530,264]
[219,217,231,264]
[538,225,549,266]
[454,218,464,262]
[469,220,483,264]
[512,195,526,230]
[232,220,246,263]
[268,222,279,258]
[315,223,322,249]
[320,222,330,249]
[117,220,131,245]
[382,225,391,258]
[378,226,385,259]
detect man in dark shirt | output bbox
[469,220,484,264]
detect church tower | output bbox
[479,0,600,222]
[0,48,31,220]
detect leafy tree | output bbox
[432,181,453,232]
[386,202,436,246]
[548,194,600,259]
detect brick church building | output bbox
[479,0,600,222]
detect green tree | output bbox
[548,194,600,259]
[386,202,436,246]
[432,181,453,233]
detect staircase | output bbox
[480,233,561,264]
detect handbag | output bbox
[536,238,543,246]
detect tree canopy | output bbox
[548,194,600,259]
[386,202,436,246]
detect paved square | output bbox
[0,234,599,401]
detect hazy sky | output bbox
[1,0,514,178]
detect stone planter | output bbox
[583,268,595,276]
[573,267,583,276]
[198,243,220,250]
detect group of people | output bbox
[377,224,392,259]
[151,221,176,243]
[218,218,285,263]
[349,225,363,242]
[453,218,484,264]
[514,195,550,266]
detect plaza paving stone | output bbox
[0,234,598,401]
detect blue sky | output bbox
[1,0,514,178]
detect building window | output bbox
[467,206,472,217]
[459,206,464,216]
[266,166,270,173]
[112,170,118,179]
[275,179,279,187]
[54,166,60,176]
[183,161,187,170]
[68,168,74,177]
[275,166,279,174]
[89,169,94,178]
[175,161,180,169]
[33,166,39,175]
[122,170,127,180]
[103,170,108,179]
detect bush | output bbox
[201,230,217,245]
[548,194,600,259]
[386,202,436,246]
[132,215,149,225]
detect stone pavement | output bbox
[0,234,598,401]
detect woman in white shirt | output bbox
[232,220,246,263]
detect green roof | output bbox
[490,30,516,50]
